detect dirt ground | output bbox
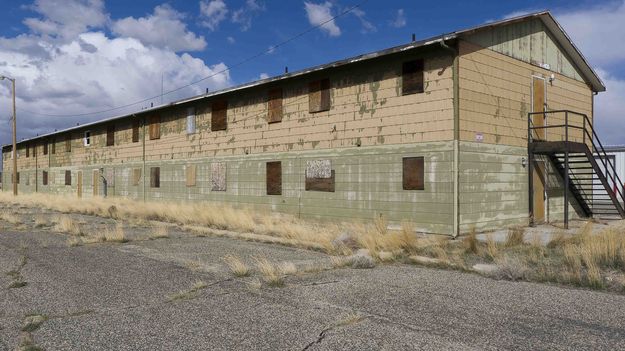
[2,205,625,350]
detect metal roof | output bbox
[5,11,605,149]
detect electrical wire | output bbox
[18,0,370,118]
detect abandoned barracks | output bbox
[3,11,624,236]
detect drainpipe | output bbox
[440,39,461,238]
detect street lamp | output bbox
[0,75,17,196]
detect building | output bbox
[3,11,624,236]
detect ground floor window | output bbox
[403,157,424,190]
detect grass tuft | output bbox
[54,216,83,236]
[167,280,207,301]
[223,255,251,277]
[254,257,284,287]
[505,227,525,247]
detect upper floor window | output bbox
[402,59,425,95]
[65,135,71,152]
[309,79,330,113]
[106,125,115,146]
[132,120,140,143]
[149,115,161,140]
[268,88,283,123]
[84,131,91,146]
[211,100,228,131]
[186,107,196,134]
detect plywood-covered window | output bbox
[106,125,115,146]
[42,171,48,186]
[402,59,424,95]
[305,160,335,192]
[309,79,330,113]
[149,116,160,140]
[51,138,56,154]
[132,168,141,186]
[402,157,424,190]
[43,141,48,155]
[186,107,196,134]
[65,170,72,186]
[211,162,226,191]
[132,120,140,143]
[266,161,282,195]
[65,135,71,152]
[186,164,197,187]
[211,100,228,131]
[267,88,283,123]
[150,167,160,188]
[26,145,29,158]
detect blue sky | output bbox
[0,0,624,149]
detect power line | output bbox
[19,0,370,118]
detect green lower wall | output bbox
[459,141,529,233]
[4,142,456,235]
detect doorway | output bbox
[531,75,547,223]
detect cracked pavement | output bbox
[2,225,625,350]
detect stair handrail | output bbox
[529,110,625,208]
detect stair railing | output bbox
[528,110,625,211]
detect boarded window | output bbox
[65,170,71,186]
[51,138,56,154]
[266,161,282,195]
[309,79,330,113]
[65,135,71,152]
[84,131,91,146]
[26,145,29,158]
[305,160,334,192]
[402,157,425,190]
[267,88,283,123]
[42,171,48,186]
[211,162,226,191]
[149,115,160,140]
[211,100,228,131]
[150,167,160,188]
[185,164,197,187]
[106,125,115,146]
[402,59,425,95]
[186,107,196,134]
[132,120,140,143]
[132,168,141,186]
[43,142,48,155]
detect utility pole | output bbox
[0,75,17,195]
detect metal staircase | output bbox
[528,110,625,228]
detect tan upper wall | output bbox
[4,48,454,171]
[458,40,593,148]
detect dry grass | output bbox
[167,280,207,301]
[0,210,22,225]
[254,257,284,287]
[67,236,82,247]
[34,215,47,228]
[505,227,525,247]
[223,255,251,277]
[149,225,169,240]
[102,223,128,243]
[54,216,82,236]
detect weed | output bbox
[223,255,251,277]
[167,280,207,301]
[463,230,479,255]
[505,227,525,247]
[254,257,284,287]
[54,216,82,236]
[149,225,169,240]
[21,314,48,332]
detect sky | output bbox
[0,0,624,154]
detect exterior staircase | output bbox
[528,110,625,227]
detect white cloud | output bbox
[232,0,265,31]
[199,0,229,31]
[390,9,406,28]
[227,36,235,44]
[112,4,206,52]
[351,8,376,33]
[556,2,625,67]
[259,73,269,80]
[23,0,108,40]
[0,1,230,144]
[304,1,341,37]
[594,69,625,145]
